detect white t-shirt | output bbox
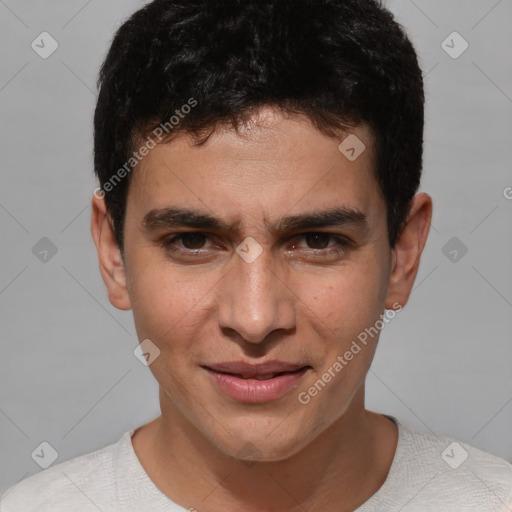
[2,415,512,511]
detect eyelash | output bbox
[161,232,352,258]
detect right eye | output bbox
[162,232,212,253]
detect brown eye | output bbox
[304,233,331,249]
[180,233,207,249]
[288,233,352,260]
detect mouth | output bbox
[202,362,312,403]
[216,370,301,380]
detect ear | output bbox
[90,193,131,310]
[385,192,433,309]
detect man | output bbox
[2,0,511,510]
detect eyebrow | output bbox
[142,206,368,235]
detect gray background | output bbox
[1,0,511,494]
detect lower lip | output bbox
[204,367,310,403]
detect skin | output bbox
[91,106,432,512]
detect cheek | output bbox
[126,253,203,344]
[297,261,387,337]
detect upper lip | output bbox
[203,360,310,378]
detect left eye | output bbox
[291,232,350,250]
[298,233,334,249]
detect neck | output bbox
[132,387,397,512]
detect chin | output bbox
[214,423,313,463]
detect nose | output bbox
[216,247,296,344]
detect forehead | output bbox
[127,108,385,225]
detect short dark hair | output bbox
[94,0,424,251]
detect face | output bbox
[92,107,430,462]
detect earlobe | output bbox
[90,194,131,311]
[385,192,433,310]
